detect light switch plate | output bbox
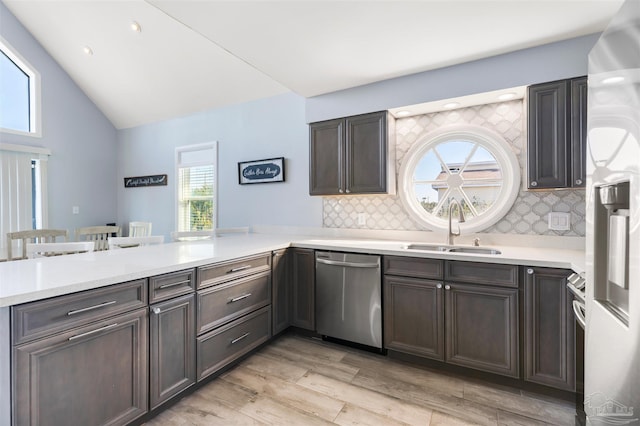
[548,212,570,231]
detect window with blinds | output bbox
[175,143,217,232]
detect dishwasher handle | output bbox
[316,257,380,269]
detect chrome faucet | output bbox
[447,199,466,246]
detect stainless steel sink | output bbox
[447,247,502,255]
[403,244,501,255]
[403,244,449,252]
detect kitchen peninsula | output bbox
[0,232,585,425]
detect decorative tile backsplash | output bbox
[323,100,586,237]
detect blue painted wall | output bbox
[0,2,118,235]
[116,92,322,238]
[306,34,599,123]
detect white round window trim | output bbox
[398,124,521,233]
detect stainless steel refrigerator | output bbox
[585,0,640,424]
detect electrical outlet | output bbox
[357,213,367,226]
[72,206,79,215]
[548,211,570,231]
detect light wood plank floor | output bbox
[144,333,576,426]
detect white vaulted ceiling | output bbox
[2,0,625,129]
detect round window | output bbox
[398,125,520,233]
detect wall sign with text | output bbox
[238,157,285,184]
[124,174,168,188]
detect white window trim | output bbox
[398,125,520,233]
[175,142,218,232]
[0,36,42,138]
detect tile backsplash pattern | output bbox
[323,101,586,237]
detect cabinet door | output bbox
[384,275,444,360]
[527,80,569,189]
[309,118,344,195]
[13,308,148,425]
[445,283,519,377]
[291,248,315,330]
[345,111,387,194]
[524,267,575,391]
[272,249,291,335]
[570,77,588,188]
[150,294,196,409]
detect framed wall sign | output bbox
[124,174,168,188]
[238,157,285,184]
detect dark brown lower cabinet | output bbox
[149,293,196,410]
[13,308,148,425]
[524,267,575,391]
[383,275,444,360]
[291,248,315,330]
[445,283,519,377]
[272,249,291,335]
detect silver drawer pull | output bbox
[68,323,119,341]
[159,279,191,289]
[228,293,252,303]
[228,265,252,273]
[67,300,117,316]
[152,307,162,315]
[230,332,250,345]
[572,301,586,329]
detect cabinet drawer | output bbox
[12,279,147,345]
[149,268,195,303]
[445,261,518,288]
[197,306,271,381]
[197,271,270,335]
[197,253,271,289]
[384,256,443,280]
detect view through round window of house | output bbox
[398,125,520,233]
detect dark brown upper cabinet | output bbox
[527,76,587,189]
[309,111,395,195]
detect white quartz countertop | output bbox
[0,233,585,307]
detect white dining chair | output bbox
[26,242,95,258]
[108,235,164,250]
[75,225,122,251]
[128,222,152,237]
[6,229,69,260]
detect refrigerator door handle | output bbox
[573,300,586,329]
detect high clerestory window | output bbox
[0,37,41,136]
[398,125,520,233]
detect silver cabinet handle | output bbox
[338,188,344,193]
[228,293,252,303]
[159,279,191,289]
[315,258,380,268]
[531,181,538,187]
[228,265,251,273]
[436,283,442,289]
[152,307,161,314]
[575,179,583,185]
[67,300,116,316]
[527,268,534,275]
[444,285,451,290]
[230,332,250,345]
[572,301,586,329]
[68,323,119,341]
[345,189,350,193]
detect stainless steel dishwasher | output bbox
[315,251,382,349]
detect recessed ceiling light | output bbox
[602,76,624,85]
[130,21,142,33]
[396,110,411,117]
[443,102,460,109]
[498,93,516,101]
[83,46,93,56]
